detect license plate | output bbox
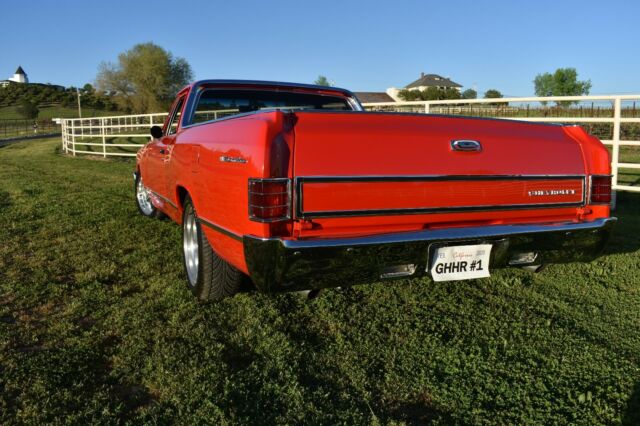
[429,244,492,282]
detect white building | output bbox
[0,66,29,87]
[386,72,462,101]
[355,72,464,103]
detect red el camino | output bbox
[135,80,615,301]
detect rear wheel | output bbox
[135,173,161,218]
[182,195,242,301]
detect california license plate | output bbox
[429,244,492,282]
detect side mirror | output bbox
[150,126,163,139]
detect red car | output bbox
[135,80,615,301]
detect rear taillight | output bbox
[248,178,291,222]
[590,175,612,204]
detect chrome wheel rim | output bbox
[183,206,199,285]
[136,177,154,215]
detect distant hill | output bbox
[0,83,122,119]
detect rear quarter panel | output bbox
[173,112,289,273]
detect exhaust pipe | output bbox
[520,264,545,273]
[296,289,324,300]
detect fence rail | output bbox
[60,94,640,192]
[0,119,60,140]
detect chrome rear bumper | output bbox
[243,218,616,292]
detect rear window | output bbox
[190,89,352,125]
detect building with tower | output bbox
[1,66,29,87]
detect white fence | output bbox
[61,113,167,157]
[60,94,640,192]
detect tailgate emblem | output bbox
[451,140,482,152]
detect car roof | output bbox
[186,79,356,98]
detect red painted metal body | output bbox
[136,81,612,283]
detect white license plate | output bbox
[429,244,492,282]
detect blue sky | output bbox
[0,0,638,96]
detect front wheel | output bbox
[134,173,162,218]
[182,195,242,301]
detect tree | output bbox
[96,42,193,113]
[17,100,39,119]
[534,68,591,106]
[483,89,503,106]
[461,89,477,99]
[397,89,422,101]
[314,75,331,86]
[398,87,461,101]
[484,89,503,99]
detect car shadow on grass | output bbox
[623,381,640,425]
[605,191,640,255]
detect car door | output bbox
[145,95,186,199]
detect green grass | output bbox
[1,138,640,424]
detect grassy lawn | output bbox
[1,138,640,424]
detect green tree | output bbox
[534,68,591,106]
[484,89,503,99]
[398,87,461,101]
[61,94,75,108]
[397,89,422,101]
[17,100,39,119]
[461,88,477,99]
[96,42,193,113]
[483,89,503,106]
[314,75,331,86]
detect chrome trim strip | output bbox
[295,175,586,218]
[148,190,178,210]
[272,218,616,249]
[198,217,243,242]
[297,174,586,181]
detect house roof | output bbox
[354,92,395,103]
[15,66,26,75]
[406,72,461,89]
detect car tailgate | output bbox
[291,111,587,235]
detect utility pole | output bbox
[76,88,82,119]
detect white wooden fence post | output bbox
[64,120,69,153]
[61,121,66,152]
[101,118,107,157]
[71,120,76,156]
[611,97,621,190]
[424,102,430,114]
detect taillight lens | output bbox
[248,178,291,222]
[590,175,612,204]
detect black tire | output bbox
[182,195,242,301]
[134,173,162,218]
